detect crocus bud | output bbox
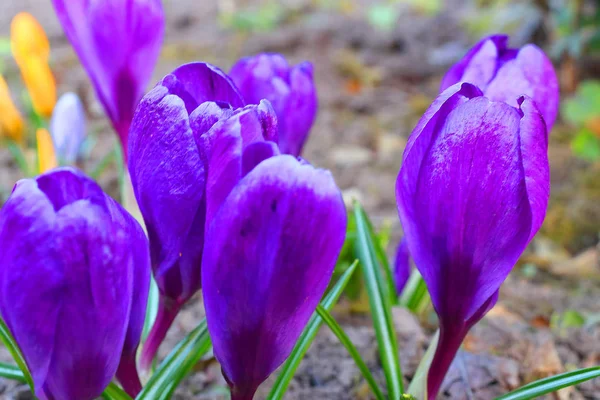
[51,0,165,158]
[11,13,56,118]
[50,92,86,163]
[396,83,550,399]
[36,128,58,173]
[230,53,317,157]
[440,34,559,130]
[0,168,150,400]
[201,113,346,398]
[394,238,410,295]
[128,62,245,369]
[0,75,24,143]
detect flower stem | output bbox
[139,297,181,371]
[116,353,142,397]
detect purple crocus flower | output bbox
[394,238,411,295]
[50,92,86,163]
[51,0,165,159]
[440,34,559,130]
[396,83,550,399]
[0,167,150,399]
[201,107,346,399]
[128,62,245,369]
[230,53,317,157]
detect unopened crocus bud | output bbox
[0,75,24,143]
[128,62,245,369]
[396,83,551,399]
[50,92,86,163]
[230,53,317,157]
[11,13,56,118]
[0,168,150,400]
[201,109,345,398]
[441,34,559,130]
[51,0,165,158]
[36,128,58,173]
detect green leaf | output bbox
[136,319,212,400]
[398,269,431,314]
[562,81,600,126]
[0,38,11,56]
[5,140,31,176]
[495,366,600,400]
[407,330,439,399]
[267,260,359,399]
[143,277,160,341]
[353,202,404,397]
[0,319,34,391]
[315,305,385,400]
[102,383,133,400]
[0,362,26,383]
[367,5,398,31]
[363,217,397,306]
[571,128,600,161]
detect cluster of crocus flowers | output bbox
[10,12,56,118]
[51,0,165,159]
[129,56,323,372]
[0,168,150,399]
[396,34,557,399]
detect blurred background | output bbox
[0,0,599,399]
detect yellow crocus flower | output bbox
[0,75,25,143]
[10,12,50,65]
[36,128,58,173]
[11,12,56,118]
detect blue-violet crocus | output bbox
[230,53,318,157]
[128,62,245,369]
[51,0,165,158]
[200,104,346,399]
[396,83,550,399]
[50,92,86,163]
[440,34,559,130]
[0,167,150,399]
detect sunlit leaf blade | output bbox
[0,362,26,383]
[315,305,385,400]
[398,269,430,313]
[136,319,212,400]
[267,260,359,400]
[353,202,404,397]
[0,319,34,391]
[363,216,397,305]
[495,366,600,400]
[407,330,439,399]
[102,382,133,400]
[142,277,160,341]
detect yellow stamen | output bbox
[36,128,57,173]
[0,75,24,144]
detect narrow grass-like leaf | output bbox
[407,329,439,399]
[353,202,404,397]
[136,319,212,400]
[0,320,33,391]
[142,277,160,341]
[398,269,430,314]
[267,260,359,399]
[495,366,600,400]
[6,141,30,176]
[363,217,397,305]
[102,383,133,400]
[0,362,26,383]
[316,305,385,400]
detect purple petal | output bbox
[163,63,245,113]
[394,238,410,295]
[202,155,346,398]
[230,54,317,157]
[0,169,136,400]
[50,92,86,163]
[128,85,204,303]
[51,0,165,150]
[440,35,509,92]
[197,100,278,230]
